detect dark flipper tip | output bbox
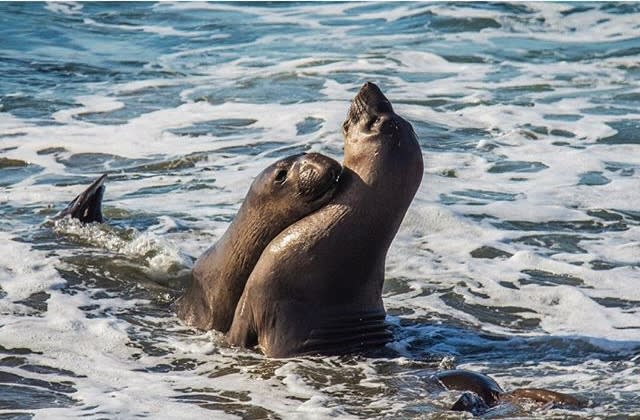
[53,173,107,223]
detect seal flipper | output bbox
[226,296,259,350]
[506,388,587,408]
[53,174,107,223]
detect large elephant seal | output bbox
[227,82,424,357]
[176,153,342,333]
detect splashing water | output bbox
[1,2,639,418]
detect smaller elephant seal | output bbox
[436,369,586,415]
[176,152,342,333]
[53,173,107,223]
[227,82,424,357]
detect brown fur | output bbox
[227,82,424,357]
[176,153,341,333]
[437,369,586,414]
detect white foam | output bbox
[53,218,192,278]
[0,111,32,132]
[45,2,83,16]
[82,17,208,38]
[388,50,484,75]
[52,95,125,124]
[0,232,65,302]
[2,2,640,416]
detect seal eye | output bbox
[366,116,380,131]
[274,169,287,184]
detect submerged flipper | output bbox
[506,387,587,408]
[53,174,107,223]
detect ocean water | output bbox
[1,1,639,418]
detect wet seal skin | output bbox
[227,82,424,357]
[53,173,107,223]
[436,369,587,415]
[176,152,342,333]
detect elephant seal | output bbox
[227,82,424,357]
[436,369,586,415]
[176,152,342,333]
[53,173,107,223]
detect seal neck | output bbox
[223,202,276,272]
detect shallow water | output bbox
[1,2,639,418]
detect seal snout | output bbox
[298,153,342,202]
[355,82,394,114]
[345,82,394,132]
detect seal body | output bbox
[436,369,586,414]
[176,153,341,333]
[227,82,424,357]
[436,370,503,406]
